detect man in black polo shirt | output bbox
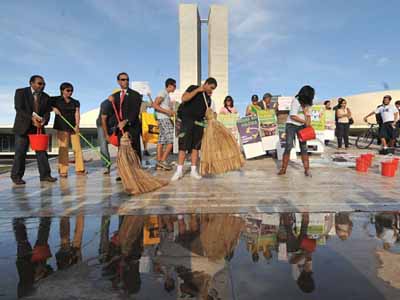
[96,98,117,174]
[171,77,217,181]
[101,72,143,160]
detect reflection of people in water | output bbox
[284,213,316,294]
[13,217,53,298]
[154,214,244,299]
[375,212,399,250]
[56,215,85,270]
[102,216,144,295]
[335,213,353,241]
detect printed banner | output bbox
[311,105,326,131]
[277,123,287,147]
[325,110,336,130]
[257,109,278,137]
[237,116,262,145]
[217,113,240,141]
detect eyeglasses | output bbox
[65,89,73,93]
[37,82,45,86]
[119,78,129,81]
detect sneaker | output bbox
[190,170,202,180]
[157,161,173,171]
[171,171,183,181]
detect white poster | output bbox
[131,81,152,96]
[278,96,293,111]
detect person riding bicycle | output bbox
[364,95,399,154]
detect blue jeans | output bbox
[11,134,52,180]
[284,123,308,155]
[97,125,110,168]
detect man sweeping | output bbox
[102,72,167,194]
[171,78,217,181]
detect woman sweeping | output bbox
[51,82,86,177]
[278,85,315,177]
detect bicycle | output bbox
[355,123,379,149]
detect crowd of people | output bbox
[9,74,400,186]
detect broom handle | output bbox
[58,114,112,168]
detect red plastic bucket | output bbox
[298,126,316,142]
[392,158,399,170]
[356,158,369,172]
[109,133,119,147]
[361,154,374,167]
[381,161,396,177]
[28,129,49,151]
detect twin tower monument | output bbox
[179,4,228,110]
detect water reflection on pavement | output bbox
[2,211,400,299]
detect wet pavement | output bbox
[1,146,400,299]
[0,147,400,217]
[0,212,400,299]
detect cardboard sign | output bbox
[132,81,151,96]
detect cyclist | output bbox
[364,95,399,154]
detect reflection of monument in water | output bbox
[179,4,228,111]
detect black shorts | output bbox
[379,122,395,141]
[178,118,204,151]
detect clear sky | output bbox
[0,0,399,124]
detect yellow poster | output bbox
[141,112,159,144]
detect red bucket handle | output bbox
[37,127,42,135]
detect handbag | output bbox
[349,117,354,125]
[297,126,316,142]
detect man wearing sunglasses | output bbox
[101,72,143,160]
[11,75,57,185]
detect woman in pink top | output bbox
[219,96,238,114]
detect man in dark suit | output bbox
[11,75,57,185]
[101,72,143,160]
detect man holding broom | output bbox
[102,72,167,195]
[101,72,142,159]
[171,77,217,181]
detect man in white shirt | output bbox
[153,78,177,171]
[364,95,399,149]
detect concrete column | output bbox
[179,4,201,92]
[208,5,229,112]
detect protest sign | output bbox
[237,116,265,159]
[258,109,279,151]
[311,105,326,131]
[278,96,293,111]
[217,113,240,141]
[132,81,151,96]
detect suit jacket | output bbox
[13,87,51,135]
[111,88,142,134]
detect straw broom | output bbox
[111,100,167,195]
[200,94,244,176]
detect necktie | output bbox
[33,92,40,113]
[119,90,126,120]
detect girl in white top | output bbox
[279,86,314,177]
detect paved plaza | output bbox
[1,146,399,218]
